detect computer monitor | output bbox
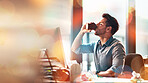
[38,27,66,68]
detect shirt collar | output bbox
[104,36,113,46]
[98,36,113,46]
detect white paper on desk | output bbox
[80,70,98,81]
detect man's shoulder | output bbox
[111,38,125,56]
[110,38,119,45]
[111,38,124,47]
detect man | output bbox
[71,13,125,77]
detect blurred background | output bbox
[0,0,72,82]
[0,0,148,82]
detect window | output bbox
[136,0,148,58]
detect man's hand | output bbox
[80,23,92,34]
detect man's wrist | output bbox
[96,71,103,78]
[79,31,85,35]
[96,70,100,74]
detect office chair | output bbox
[122,53,145,78]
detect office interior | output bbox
[0,0,148,82]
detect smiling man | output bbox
[71,13,125,77]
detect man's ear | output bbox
[106,26,112,32]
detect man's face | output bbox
[95,18,107,36]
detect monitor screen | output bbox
[38,27,66,68]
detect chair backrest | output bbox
[123,53,145,74]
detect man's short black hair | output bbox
[102,13,119,35]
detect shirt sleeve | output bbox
[74,43,95,54]
[109,42,125,73]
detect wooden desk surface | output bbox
[43,76,148,83]
[78,77,148,83]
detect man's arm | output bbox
[71,23,91,52]
[97,69,115,77]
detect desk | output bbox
[84,78,148,83]
[43,76,148,83]
[78,77,148,83]
[72,74,148,83]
